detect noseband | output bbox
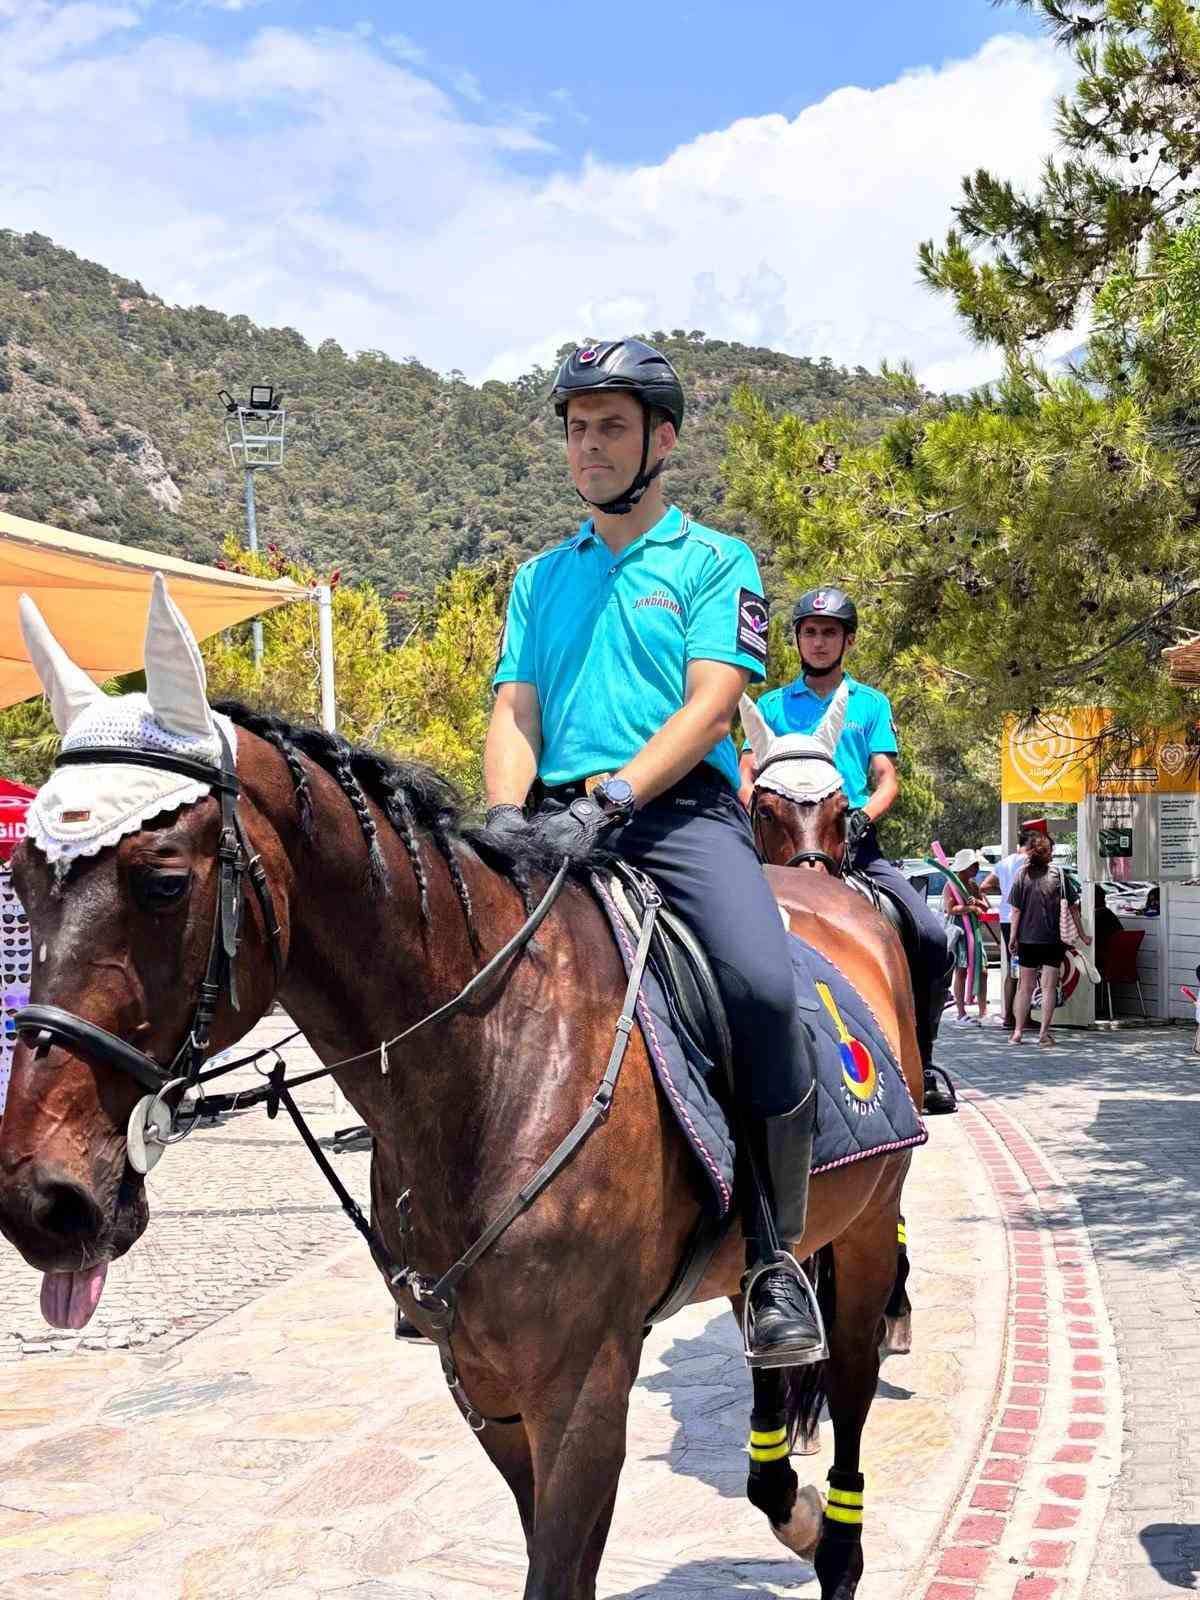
[750,748,846,877]
[16,730,284,1095]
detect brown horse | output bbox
[741,687,916,1357]
[0,585,923,1600]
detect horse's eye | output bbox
[132,870,191,911]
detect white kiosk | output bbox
[1001,713,1200,1026]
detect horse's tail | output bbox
[784,1243,835,1446]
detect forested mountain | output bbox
[0,229,909,605]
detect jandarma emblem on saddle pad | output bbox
[815,981,882,1117]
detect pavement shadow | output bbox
[1138,1523,1200,1588]
[946,1030,1200,1269]
[604,1555,813,1599]
[637,1305,913,1507]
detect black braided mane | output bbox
[215,702,549,942]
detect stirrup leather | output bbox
[741,1250,829,1370]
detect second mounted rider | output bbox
[737,587,955,1113]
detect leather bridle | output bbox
[750,748,847,877]
[16,730,284,1096]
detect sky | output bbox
[0,1,1074,390]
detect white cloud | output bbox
[0,15,1072,390]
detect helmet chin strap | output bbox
[575,408,663,516]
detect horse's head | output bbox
[0,577,286,1327]
[742,683,850,873]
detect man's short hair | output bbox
[648,404,673,432]
[1018,827,1045,848]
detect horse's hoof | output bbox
[880,1312,912,1359]
[770,1482,824,1561]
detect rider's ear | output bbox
[144,573,216,740]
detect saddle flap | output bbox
[604,862,733,1080]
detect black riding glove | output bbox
[483,803,530,845]
[845,808,873,852]
[532,797,621,861]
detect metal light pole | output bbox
[316,583,337,732]
[219,385,287,671]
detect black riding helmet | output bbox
[551,339,685,515]
[791,586,859,633]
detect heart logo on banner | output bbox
[1007,718,1079,795]
[1160,742,1189,778]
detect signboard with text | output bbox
[1002,711,1200,803]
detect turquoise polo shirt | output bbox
[748,673,898,809]
[494,506,768,792]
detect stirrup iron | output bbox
[741,1250,829,1371]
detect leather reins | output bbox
[12,736,661,1434]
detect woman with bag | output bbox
[1008,831,1089,1046]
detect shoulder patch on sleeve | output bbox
[736,589,769,664]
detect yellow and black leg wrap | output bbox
[746,1408,798,1528]
[823,1468,864,1541]
[748,1418,790,1466]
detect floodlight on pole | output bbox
[220,383,287,669]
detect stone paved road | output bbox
[947,1023,1200,1598]
[0,1014,371,1361]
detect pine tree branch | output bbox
[1041,582,1200,685]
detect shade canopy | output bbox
[0,510,307,709]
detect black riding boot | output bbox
[744,1086,828,1368]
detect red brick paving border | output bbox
[918,1091,1118,1600]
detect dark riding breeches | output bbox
[851,828,951,1068]
[599,781,815,1115]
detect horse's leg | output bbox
[743,1349,825,1561]
[576,1481,620,1600]
[880,1215,912,1358]
[475,1418,537,1554]
[812,1221,896,1600]
[521,1329,640,1600]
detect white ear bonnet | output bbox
[19,575,236,864]
[740,680,849,804]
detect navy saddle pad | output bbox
[591,876,926,1218]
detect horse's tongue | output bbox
[40,1262,108,1330]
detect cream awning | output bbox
[0,510,307,709]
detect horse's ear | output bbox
[145,573,215,739]
[816,680,850,755]
[739,693,775,771]
[19,595,103,735]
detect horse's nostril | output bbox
[30,1179,103,1243]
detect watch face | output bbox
[600,778,635,808]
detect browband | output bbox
[754,748,839,783]
[54,746,240,795]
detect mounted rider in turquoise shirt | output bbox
[738,587,955,1114]
[484,338,826,1368]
